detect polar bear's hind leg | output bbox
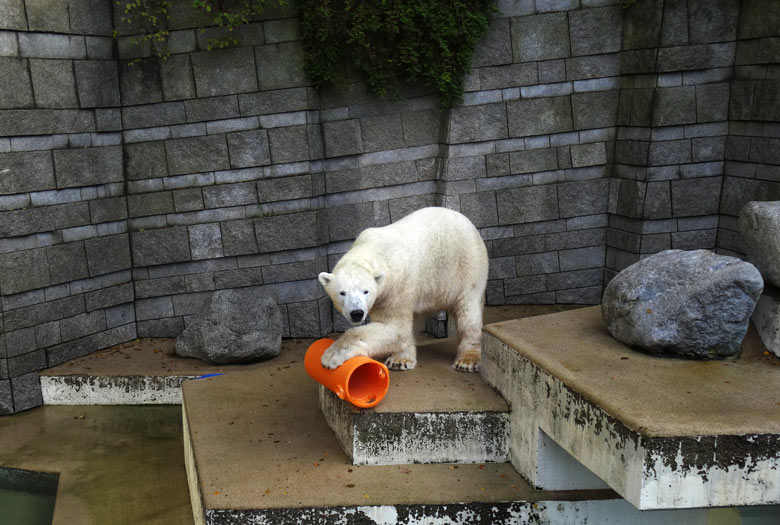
[451,292,484,372]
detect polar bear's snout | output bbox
[349,309,365,323]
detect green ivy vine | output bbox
[300,0,496,107]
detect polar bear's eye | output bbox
[363,290,369,294]
[339,291,345,296]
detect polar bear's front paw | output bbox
[453,351,481,373]
[321,340,367,369]
[385,355,417,371]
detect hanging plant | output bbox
[301,0,496,107]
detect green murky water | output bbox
[0,467,57,525]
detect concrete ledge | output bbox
[41,374,195,405]
[319,339,509,465]
[483,307,780,510]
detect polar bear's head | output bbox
[318,268,385,326]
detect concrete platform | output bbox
[40,338,312,405]
[319,339,509,465]
[483,306,780,510]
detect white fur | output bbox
[318,207,488,372]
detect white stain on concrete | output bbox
[41,374,198,405]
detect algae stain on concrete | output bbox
[0,405,193,525]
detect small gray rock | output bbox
[601,250,763,359]
[175,287,282,364]
[740,201,780,288]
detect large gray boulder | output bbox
[601,250,763,359]
[740,201,780,288]
[175,287,282,364]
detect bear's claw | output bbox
[385,356,417,371]
[453,353,481,373]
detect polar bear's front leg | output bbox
[321,322,403,369]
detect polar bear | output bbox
[318,207,488,372]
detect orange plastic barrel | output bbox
[304,338,390,408]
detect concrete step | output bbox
[483,306,780,511]
[319,339,509,465]
[181,344,719,524]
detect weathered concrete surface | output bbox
[319,339,509,465]
[752,286,780,357]
[483,307,780,510]
[0,405,193,525]
[180,345,634,521]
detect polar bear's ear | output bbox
[374,272,385,286]
[318,272,334,287]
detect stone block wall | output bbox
[0,0,778,413]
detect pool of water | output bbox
[0,467,58,525]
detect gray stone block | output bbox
[196,21,264,49]
[0,202,90,238]
[4,295,84,333]
[546,268,603,291]
[255,211,320,252]
[84,233,131,276]
[327,202,376,242]
[135,296,174,321]
[546,228,606,251]
[134,276,186,299]
[203,182,257,209]
[47,242,89,285]
[106,303,135,328]
[538,59,566,84]
[323,120,363,158]
[124,141,167,180]
[652,86,696,127]
[35,320,61,348]
[497,185,559,225]
[643,181,672,219]
[89,197,128,224]
[621,0,663,50]
[53,146,123,189]
[85,283,134,311]
[5,327,36,358]
[688,0,739,44]
[0,0,27,30]
[493,234,546,257]
[657,43,735,73]
[268,125,310,164]
[648,139,691,166]
[255,41,306,91]
[173,188,204,212]
[566,53,620,81]
[132,227,191,266]
[515,252,560,277]
[448,103,508,143]
[0,57,34,109]
[570,143,607,168]
[257,175,312,203]
[512,12,570,62]
[695,83,729,123]
[0,151,55,194]
[509,149,557,175]
[361,114,405,152]
[0,247,50,294]
[558,179,610,218]
[556,286,602,304]
[227,130,271,168]
[559,246,605,272]
[19,33,86,59]
[127,192,174,218]
[11,372,43,412]
[671,229,717,250]
[60,310,106,342]
[572,90,618,130]
[191,47,257,97]
[479,63,538,91]
[160,54,195,101]
[166,135,229,176]
[212,266,263,289]
[264,18,301,43]
[69,0,113,36]
[287,301,322,338]
[504,275,547,297]
[238,87,309,116]
[119,59,162,105]
[123,101,186,130]
[671,177,722,217]
[262,259,323,284]
[401,110,442,146]
[189,223,223,260]
[0,108,95,136]
[569,6,622,56]
[459,191,498,228]
[136,318,183,338]
[507,96,573,137]
[74,60,120,107]
[95,108,122,132]
[185,95,239,123]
